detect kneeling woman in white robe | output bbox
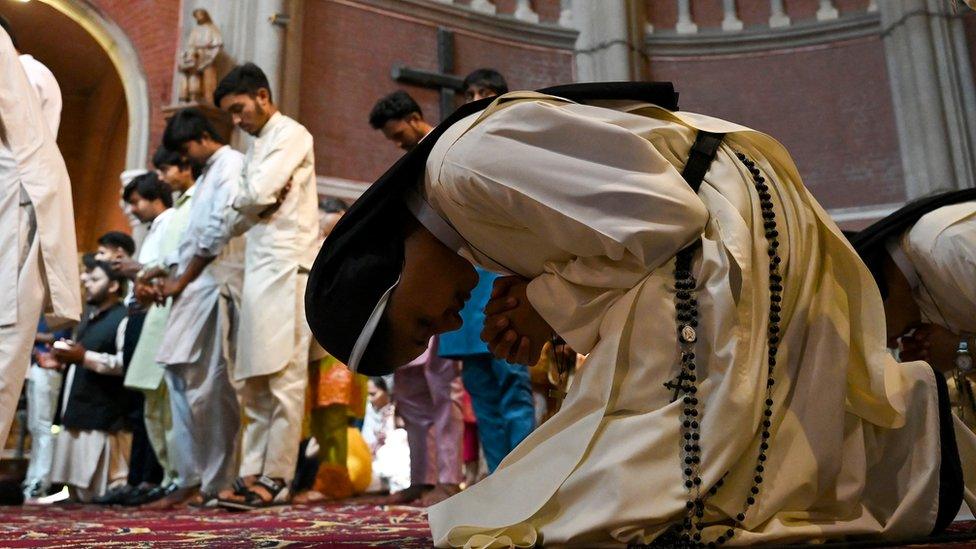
[306,85,976,547]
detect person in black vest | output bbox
[49,261,132,502]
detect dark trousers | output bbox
[121,311,162,487]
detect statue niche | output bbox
[178,8,223,105]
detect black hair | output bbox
[81,252,97,272]
[124,171,173,208]
[0,14,18,51]
[213,62,272,107]
[320,198,349,214]
[163,108,224,152]
[369,376,389,393]
[96,231,135,257]
[92,260,128,297]
[151,145,188,171]
[369,90,423,129]
[463,68,508,96]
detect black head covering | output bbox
[849,188,976,299]
[306,82,680,375]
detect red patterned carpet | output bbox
[0,501,433,548]
[0,502,974,548]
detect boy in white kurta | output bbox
[215,63,318,507]
[306,84,976,547]
[155,109,246,505]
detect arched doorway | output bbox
[1,0,150,250]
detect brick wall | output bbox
[647,35,904,209]
[299,0,574,184]
[89,0,180,160]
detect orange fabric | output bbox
[309,355,368,418]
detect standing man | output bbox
[0,16,61,137]
[1,15,69,502]
[119,147,198,505]
[369,90,465,505]
[0,24,81,450]
[368,91,434,151]
[214,63,318,508]
[94,172,174,505]
[153,108,245,507]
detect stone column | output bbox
[571,0,647,82]
[769,0,790,28]
[514,0,539,23]
[676,0,698,34]
[721,0,743,32]
[470,0,496,15]
[879,0,976,197]
[816,0,839,21]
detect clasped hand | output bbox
[480,276,552,365]
[898,322,959,373]
[137,266,183,305]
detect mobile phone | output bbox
[53,340,74,351]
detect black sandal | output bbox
[217,476,290,511]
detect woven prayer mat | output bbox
[0,501,973,548]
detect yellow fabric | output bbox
[347,427,372,494]
[423,95,971,546]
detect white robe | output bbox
[0,28,79,330]
[18,54,61,137]
[900,201,976,428]
[232,111,318,380]
[423,96,974,547]
[0,28,79,450]
[901,201,976,335]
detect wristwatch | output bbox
[955,337,974,373]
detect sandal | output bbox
[188,491,220,508]
[232,477,250,496]
[217,476,290,511]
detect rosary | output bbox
[656,152,784,547]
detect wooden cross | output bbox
[391,27,465,122]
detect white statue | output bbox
[178,8,223,105]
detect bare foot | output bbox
[420,483,460,507]
[384,484,431,505]
[292,490,326,504]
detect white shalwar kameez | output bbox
[231,111,317,483]
[423,96,976,547]
[156,145,245,495]
[17,44,65,499]
[0,28,80,449]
